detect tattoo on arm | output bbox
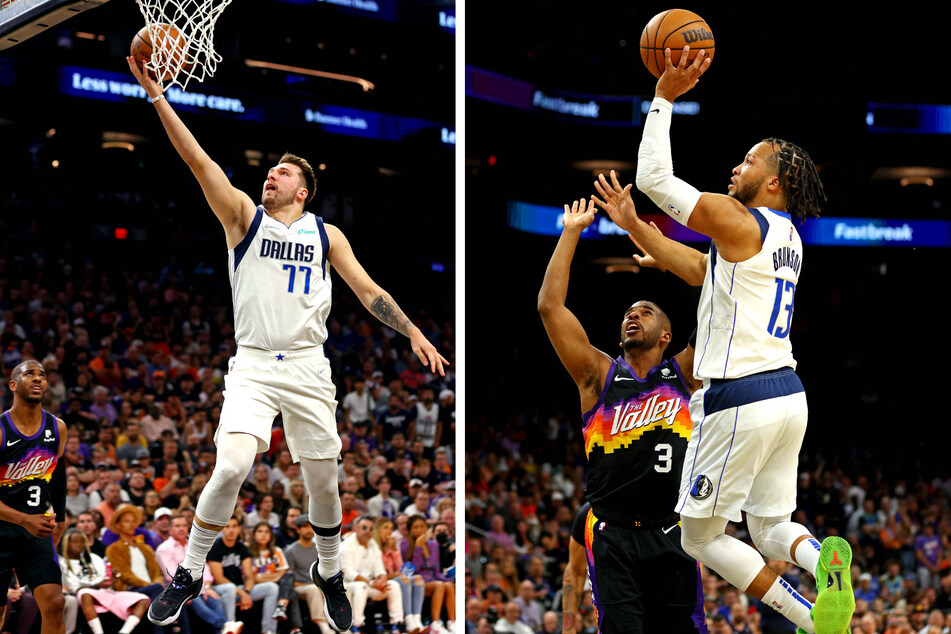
[370,294,411,337]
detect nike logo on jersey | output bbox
[613,376,636,382]
[609,395,683,436]
[6,439,21,446]
[650,108,660,114]
[662,524,678,534]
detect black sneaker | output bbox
[148,565,203,626]
[309,562,351,632]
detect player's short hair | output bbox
[761,138,826,220]
[279,152,317,206]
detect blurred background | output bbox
[464,3,951,633]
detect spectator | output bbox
[916,522,943,590]
[2,573,39,634]
[76,511,107,557]
[378,395,414,449]
[248,521,301,634]
[283,514,334,634]
[207,516,280,634]
[400,514,454,633]
[343,376,376,429]
[373,517,426,634]
[409,385,440,457]
[340,491,360,535]
[339,516,404,633]
[276,506,301,549]
[493,602,533,634]
[95,482,124,527]
[368,476,400,520]
[246,493,281,531]
[512,580,543,632]
[140,404,178,444]
[59,527,153,634]
[103,505,170,634]
[65,472,90,517]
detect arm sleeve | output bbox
[50,458,66,518]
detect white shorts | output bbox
[217,346,341,462]
[676,368,807,523]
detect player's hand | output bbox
[629,222,666,272]
[409,331,449,377]
[656,46,712,102]
[561,198,597,234]
[592,170,640,233]
[23,511,56,538]
[126,56,164,100]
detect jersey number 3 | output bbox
[768,278,796,339]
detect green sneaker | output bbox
[811,536,855,634]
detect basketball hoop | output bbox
[134,0,232,91]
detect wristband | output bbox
[148,94,166,104]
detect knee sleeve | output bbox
[299,457,341,529]
[195,429,259,526]
[681,516,766,592]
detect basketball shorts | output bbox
[218,346,341,462]
[0,523,62,602]
[584,508,706,634]
[677,367,807,522]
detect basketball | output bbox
[639,9,715,79]
[130,23,189,81]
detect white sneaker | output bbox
[446,621,455,633]
[403,615,418,634]
[430,621,447,634]
[222,622,244,634]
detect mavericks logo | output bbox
[690,475,713,500]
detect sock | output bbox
[794,536,823,578]
[761,575,814,633]
[119,615,141,634]
[312,522,341,580]
[182,523,220,581]
[89,617,105,634]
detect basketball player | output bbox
[592,47,853,634]
[538,199,706,633]
[0,360,68,634]
[125,58,449,634]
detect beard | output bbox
[729,175,765,205]
[621,327,661,353]
[261,188,296,210]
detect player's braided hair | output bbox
[761,138,826,220]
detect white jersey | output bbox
[228,207,332,351]
[694,206,801,379]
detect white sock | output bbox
[313,523,341,580]
[89,617,105,634]
[761,575,814,632]
[794,536,822,577]
[182,523,220,581]
[119,615,141,634]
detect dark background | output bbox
[465,2,951,467]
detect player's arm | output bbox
[125,57,255,249]
[632,47,763,263]
[593,174,707,286]
[538,199,613,411]
[324,223,448,376]
[561,537,588,634]
[671,327,702,395]
[50,417,68,545]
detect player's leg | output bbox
[680,515,816,632]
[644,527,708,634]
[149,428,261,625]
[31,583,66,634]
[283,352,349,632]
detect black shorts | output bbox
[584,509,707,634]
[0,523,62,604]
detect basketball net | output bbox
[134,0,232,91]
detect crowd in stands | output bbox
[464,408,951,634]
[0,228,456,634]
